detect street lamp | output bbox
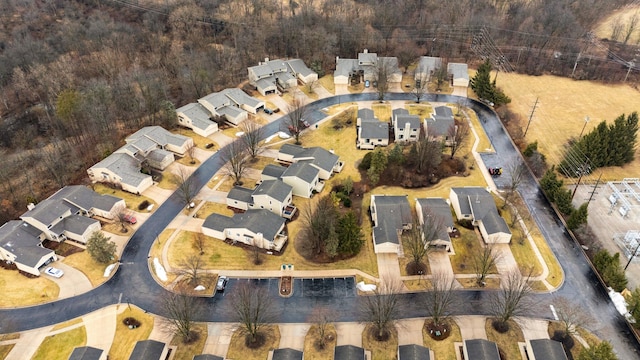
[579,116,590,139]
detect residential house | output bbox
[226,180,295,219]
[448,62,469,88]
[0,186,124,276]
[126,126,193,157]
[334,345,366,360]
[176,102,219,137]
[526,339,568,360]
[398,344,433,360]
[128,340,168,360]
[248,58,316,95]
[463,339,500,360]
[414,56,443,83]
[334,49,402,85]
[415,198,455,253]
[392,108,421,143]
[449,187,512,244]
[198,88,264,126]
[357,108,389,150]
[370,195,413,253]
[68,346,106,360]
[425,105,455,144]
[202,209,288,251]
[264,162,324,199]
[192,355,224,360]
[87,153,153,194]
[277,144,344,180]
[271,348,303,360]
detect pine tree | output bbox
[578,341,617,360]
[567,202,588,230]
[540,168,563,202]
[337,211,364,256]
[554,188,574,216]
[87,231,117,264]
[469,59,511,106]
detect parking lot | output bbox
[219,277,356,299]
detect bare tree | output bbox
[240,119,264,159]
[405,215,441,274]
[305,79,318,94]
[309,307,334,350]
[360,280,402,341]
[448,120,470,159]
[413,71,429,103]
[502,161,527,209]
[425,271,457,327]
[473,245,501,287]
[220,139,249,186]
[299,196,338,256]
[623,11,640,44]
[413,135,443,175]
[230,282,276,347]
[194,233,206,255]
[162,290,201,344]
[176,255,203,286]
[433,65,449,92]
[552,296,593,339]
[111,204,130,233]
[186,143,197,165]
[374,58,394,101]
[490,269,534,332]
[171,166,196,207]
[284,96,308,145]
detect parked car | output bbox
[264,107,273,115]
[364,80,370,88]
[123,214,137,224]
[216,276,228,291]
[45,267,64,278]
[373,80,378,88]
[301,120,311,128]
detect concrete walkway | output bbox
[84,305,117,350]
[514,318,550,340]
[456,316,488,340]
[278,323,311,350]
[202,323,237,357]
[396,318,425,345]
[4,325,54,360]
[376,253,403,288]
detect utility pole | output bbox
[625,241,640,271]
[586,172,602,205]
[571,161,591,200]
[624,60,635,82]
[579,116,590,139]
[524,97,538,137]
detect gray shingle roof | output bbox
[334,345,365,360]
[253,180,292,203]
[448,63,469,80]
[416,198,453,242]
[56,215,98,236]
[192,355,224,360]
[68,346,104,360]
[200,92,231,110]
[223,88,261,108]
[358,108,375,120]
[0,221,53,267]
[203,210,285,242]
[267,59,288,73]
[358,51,377,65]
[282,162,319,184]
[127,126,190,149]
[177,103,215,132]
[416,56,442,78]
[279,144,306,157]
[465,339,500,360]
[128,340,166,360]
[286,59,315,78]
[262,164,287,179]
[227,186,254,204]
[529,339,568,360]
[146,149,173,164]
[334,58,358,78]
[249,63,273,78]
[272,348,304,360]
[297,147,339,173]
[51,186,122,214]
[21,198,70,226]
[398,344,431,360]
[360,119,389,139]
[372,195,412,245]
[451,187,510,236]
[427,106,455,136]
[435,105,454,118]
[395,114,421,130]
[392,108,409,117]
[90,152,149,188]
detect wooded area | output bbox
[0,0,638,222]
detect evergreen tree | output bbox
[554,188,574,216]
[469,59,511,106]
[567,202,588,230]
[626,288,640,327]
[578,341,617,360]
[540,167,563,202]
[367,147,388,186]
[388,144,404,165]
[87,231,117,264]
[593,250,628,292]
[336,211,364,256]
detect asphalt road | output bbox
[1,93,638,357]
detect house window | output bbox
[377,139,382,142]
[366,139,370,143]
[399,134,404,139]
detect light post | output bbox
[579,116,590,139]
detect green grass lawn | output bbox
[108,306,154,360]
[32,326,86,360]
[423,320,461,360]
[169,323,208,360]
[362,325,398,360]
[0,268,59,307]
[226,325,280,360]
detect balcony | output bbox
[283,205,297,220]
[273,231,288,252]
[314,181,325,193]
[333,160,345,173]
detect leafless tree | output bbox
[299,196,338,256]
[448,120,470,159]
[240,119,264,159]
[309,307,334,350]
[186,143,197,165]
[490,269,534,332]
[284,96,308,145]
[433,65,449,92]
[611,19,625,42]
[413,71,429,103]
[502,161,527,209]
[177,255,203,286]
[456,99,465,116]
[171,166,197,207]
[473,245,501,287]
[623,11,640,44]
[230,282,276,346]
[305,79,318,94]
[425,271,458,327]
[162,290,201,344]
[374,58,394,101]
[413,135,443,175]
[111,204,130,233]
[194,233,206,255]
[552,296,593,339]
[220,139,249,186]
[406,215,441,273]
[360,280,402,341]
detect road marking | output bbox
[550,304,558,320]
[118,293,123,304]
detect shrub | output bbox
[359,152,373,171]
[138,200,150,211]
[343,198,351,208]
[457,219,474,230]
[523,141,538,157]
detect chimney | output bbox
[336,56,339,62]
[265,57,269,63]
[27,203,35,211]
[363,49,368,54]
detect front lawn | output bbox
[318,75,335,94]
[362,324,398,360]
[32,326,86,360]
[226,325,280,360]
[63,251,113,287]
[0,268,59,307]
[92,184,156,212]
[371,103,392,121]
[423,320,461,360]
[194,201,234,219]
[485,319,524,360]
[450,226,492,275]
[303,324,337,360]
[169,323,208,360]
[108,306,154,360]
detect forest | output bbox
[0,0,638,222]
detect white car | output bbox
[44,267,64,278]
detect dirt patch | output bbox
[426,321,452,341]
[42,240,84,257]
[405,261,427,276]
[279,276,293,297]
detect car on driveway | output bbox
[123,214,137,224]
[216,276,228,291]
[365,80,370,88]
[45,267,64,278]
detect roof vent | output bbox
[27,203,35,211]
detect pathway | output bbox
[456,316,488,340]
[278,323,311,350]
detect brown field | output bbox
[594,5,640,44]
[495,72,640,179]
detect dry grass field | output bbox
[108,306,154,360]
[495,72,640,179]
[0,268,59,307]
[594,5,640,44]
[32,326,86,360]
[226,325,280,360]
[485,319,524,360]
[423,320,462,360]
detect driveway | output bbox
[203,323,237,357]
[335,322,366,346]
[396,318,425,345]
[376,253,403,287]
[49,261,92,299]
[278,323,310,350]
[456,316,488,340]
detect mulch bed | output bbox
[42,240,84,257]
[279,276,293,297]
[426,321,452,340]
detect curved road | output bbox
[1,93,638,357]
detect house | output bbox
[223,88,265,115]
[415,198,455,253]
[334,345,366,360]
[176,103,219,137]
[128,340,168,360]
[415,56,443,83]
[286,58,318,84]
[0,221,57,277]
[526,339,568,360]
[198,88,264,126]
[450,187,511,244]
[448,62,469,88]
[357,108,389,150]
[271,348,303,360]
[192,355,224,360]
[202,209,288,251]
[277,144,343,180]
[425,105,455,143]
[248,58,316,95]
[398,344,433,360]
[334,49,402,85]
[261,163,323,198]
[463,339,500,360]
[392,108,421,143]
[370,195,413,253]
[226,180,295,219]
[126,126,193,156]
[88,153,153,194]
[68,346,106,360]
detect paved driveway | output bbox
[50,261,92,299]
